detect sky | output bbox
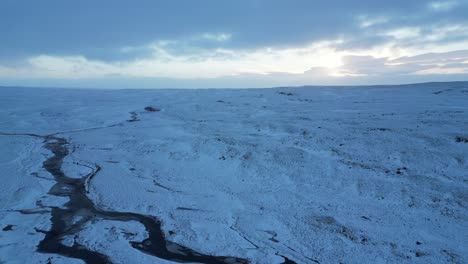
[1,0,468,88]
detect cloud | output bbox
[390,50,468,64]
[428,1,459,11]
[1,39,467,88]
[248,49,468,85]
[199,33,232,42]
[384,27,421,40]
[414,67,468,74]
[4,22,466,82]
[1,0,467,61]
[0,40,347,79]
[1,0,468,87]
[357,15,389,28]
[332,51,468,77]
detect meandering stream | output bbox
[1,130,248,264]
[37,134,249,263]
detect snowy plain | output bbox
[0,82,467,264]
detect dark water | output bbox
[25,134,248,264]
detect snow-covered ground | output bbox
[0,82,467,264]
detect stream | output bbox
[25,133,248,264]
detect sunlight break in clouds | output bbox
[2,31,467,83]
[0,40,346,79]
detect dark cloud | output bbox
[1,0,467,61]
[391,50,468,64]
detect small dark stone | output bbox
[144,106,160,112]
[278,91,294,96]
[416,241,422,245]
[269,237,280,243]
[2,225,14,231]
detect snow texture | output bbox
[0,82,467,264]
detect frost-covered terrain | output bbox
[0,82,467,264]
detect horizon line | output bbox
[1,80,467,91]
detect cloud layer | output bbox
[0,0,467,87]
